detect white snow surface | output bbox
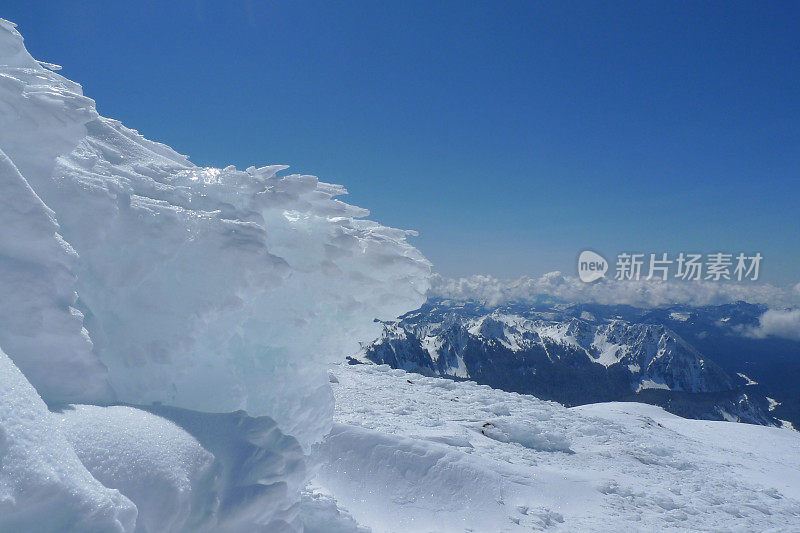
[0,347,136,532]
[55,405,214,533]
[54,405,310,532]
[319,363,800,532]
[738,372,759,386]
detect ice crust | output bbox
[0,17,428,531]
[0,18,429,446]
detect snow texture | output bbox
[0,347,136,532]
[55,405,308,532]
[320,363,800,532]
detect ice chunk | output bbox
[0,17,430,449]
[0,346,136,532]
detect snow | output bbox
[589,335,625,367]
[301,485,370,533]
[669,311,690,321]
[55,405,310,532]
[0,346,136,532]
[55,405,214,533]
[738,372,759,386]
[767,397,781,411]
[637,378,671,391]
[0,17,428,532]
[320,363,800,531]
[0,18,430,449]
[3,15,800,533]
[420,335,443,362]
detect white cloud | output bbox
[747,309,800,341]
[429,272,800,309]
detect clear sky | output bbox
[5,2,799,285]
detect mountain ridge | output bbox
[355,299,789,427]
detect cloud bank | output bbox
[429,272,800,309]
[746,309,800,342]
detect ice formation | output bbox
[0,17,429,445]
[0,148,112,403]
[0,17,429,531]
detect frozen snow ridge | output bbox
[0,18,429,532]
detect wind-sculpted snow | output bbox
[0,19,430,448]
[55,405,308,532]
[0,18,428,532]
[0,148,112,403]
[321,363,800,531]
[55,405,215,533]
[0,347,136,532]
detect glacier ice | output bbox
[0,18,430,448]
[0,17,429,532]
[0,346,136,531]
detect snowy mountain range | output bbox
[356,299,792,427]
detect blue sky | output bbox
[6,2,799,285]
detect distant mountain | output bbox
[353,299,799,427]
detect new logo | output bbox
[578,250,608,283]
